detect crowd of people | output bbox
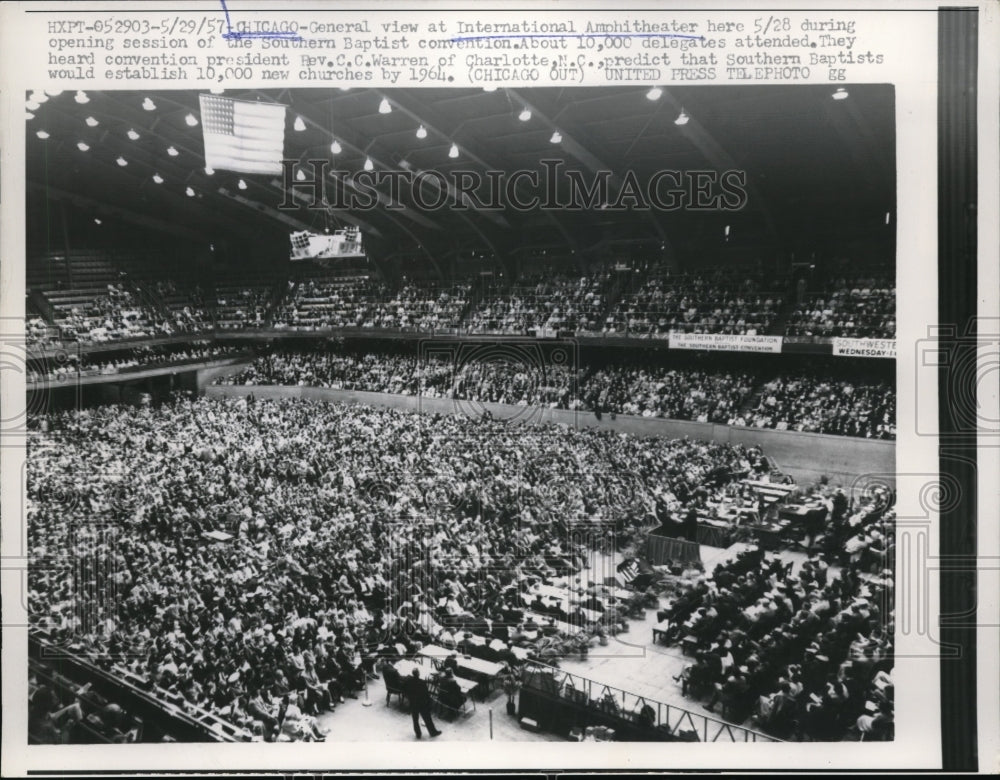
[785,277,896,339]
[28,395,777,741]
[215,350,895,440]
[465,274,609,334]
[273,278,471,332]
[583,366,759,423]
[27,265,900,347]
[51,283,173,344]
[745,376,896,439]
[663,485,895,740]
[273,277,386,330]
[216,350,582,410]
[214,284,274,330]
[26,344,244,385]
[605,272,784,337]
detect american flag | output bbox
[199,94,286,175]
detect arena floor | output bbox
[315,543,811,742]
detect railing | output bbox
[519,659,780,743]
[29,632,249,742]
[25,324,859,360]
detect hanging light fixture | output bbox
[74,90,89,104]
[45,89,63,97]
[237,178,247,190]
[94,218,102,225]
[482,85,498,92]
[35,130,50,139]
[204,165,215,175]
[646,86,662,101]
[26,99,40,111]
[296,169,306,181]
[142,97,156,111]
[209,87,224,95]
[185,186,196,197]
[549,131,562,144]
[518,107,531,121]
[26,112,35,121]
[674,109,689,126]
[185,113,199,127]
[76,141,90,151]
[166,146,179,156]
[152,173,164,183]
[85,116,99,127]
[127,128,140,140]
[378,97,392,114]
[294,115,306,131]
[330,139,342,154]
[29,90,48,104]
[415,125,428,139]
[448,143,459,158]
[116,156,128,166]
[832,87,849,100]
[363,157,374,171]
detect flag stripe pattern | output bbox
[200,94,286,175]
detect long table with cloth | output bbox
[417,644,504,698]
[393,658,478,708]
[644,532,702,565]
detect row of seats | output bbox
[26,260,897,346]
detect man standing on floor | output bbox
[402,668,441,739]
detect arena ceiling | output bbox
[26,85,895,270]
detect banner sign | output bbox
[831,338,897,358]
[668,332,784,353]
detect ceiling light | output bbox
[36,130,49,139]
[26,112,35,121]
[116,156,128,166]
[448,143,459,158]
[85,116,99,127]
[76,141,89,151]
[296,169,306,181]
[94,218,102,225]
[142,97,156,111]
[127,128,140,140]
[483,85,498,92]
[30,90,48,103]
[518,108,531,121]
[674,109,689,126]
[152,173,164,183]
[204,165,214,175]
[209,87,224,95]
[166,146,179,156]
[185,186,196,197]
[45,89,63,97]
[549,131,562,144]
[237,178,247,190]
[294,115,306,131]
[185,113,199,127]
[415,125,427,139]
[330,139,342,154]
[74,90,89,104]
[885,211,891,225]
[363,157,374,171]
[646,87,662,101]
[26,99,40,111]
[832,87,849,100]
[378,97,392,114]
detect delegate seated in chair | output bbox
[437,670,466,712]
[381,665,405,706]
